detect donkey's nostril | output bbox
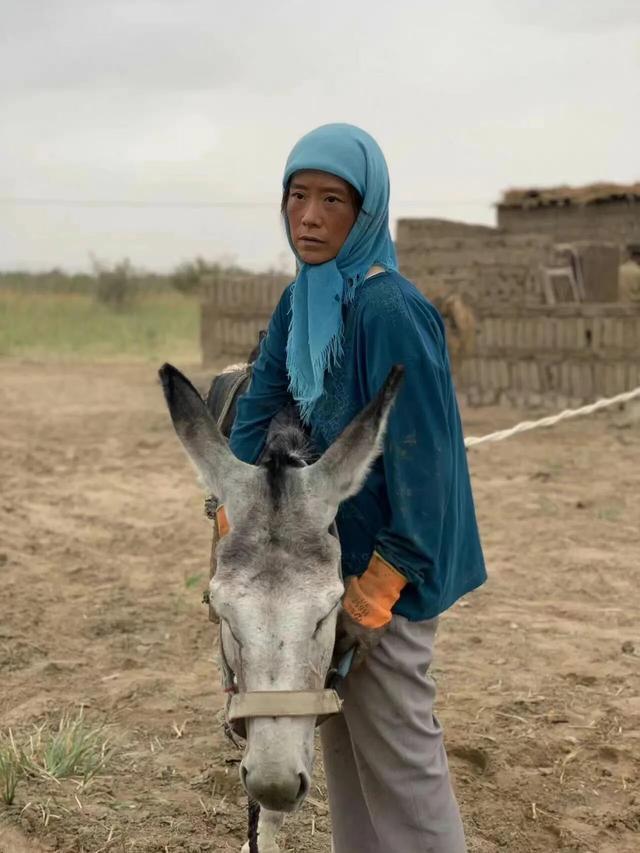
[297,771,310,802]
[242,763,310,811]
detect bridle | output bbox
[219,623,344,740]
[213,516,349,739]
[204,481,352,852]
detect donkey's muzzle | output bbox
[241,762,310,812]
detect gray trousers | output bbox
[321,615,467,853]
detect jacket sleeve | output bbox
[363,295,454,589]
[229,285,293,464]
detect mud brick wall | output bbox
[457,304,640,407]
[396,218,498,241]
[395,221,554,307]
[200,272,289,363]
[199,255,640,413]
[497,201,640,248]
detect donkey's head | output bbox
[159,363,403,812]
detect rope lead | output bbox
[465,385,640,449]
[248,797,261,853]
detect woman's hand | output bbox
[335,555,407,670]
[334,595,391,670]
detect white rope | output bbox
[464,385,640,449]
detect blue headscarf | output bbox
[283,123,397,422]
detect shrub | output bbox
[93,258,137,311]
[170,257,247,296]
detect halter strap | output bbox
[228,689,342,722]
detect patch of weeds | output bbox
[184,572,205,591]
[174,573,207,616]
[23,713,111,783]
[597,504,624,522]
[0,710,112,804]
[172,594,187,616]
[537,496,559,516]
[0,737,21,804]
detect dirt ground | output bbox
[0,360,638,853]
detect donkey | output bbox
[159,362,403,852]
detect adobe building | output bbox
[394,192,640,407]
[497,182,640,249]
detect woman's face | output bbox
[286,170,359,265]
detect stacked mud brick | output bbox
[395,219,554,307]
[200,209,640,408]
[396,217,640,408]
[459,305,640,407]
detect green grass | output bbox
[0,269,173,295]
[23,714,111,783]
[0,290,200,362]
[597,503,624,522]
[0,712,112,804]
[0,742,20,804]
[184,572,205,590]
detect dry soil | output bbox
[0,361,638,852]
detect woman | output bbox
[229,123,486,853]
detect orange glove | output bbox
[336,553,407,669]
[342,552,407,628]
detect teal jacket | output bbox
[229,270,486,621]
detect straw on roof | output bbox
[499,182,640,209]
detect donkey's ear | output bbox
[303,365,405,508]
[158,363,253,497]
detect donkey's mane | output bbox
[259,403,314,506]
[206,351,315,508]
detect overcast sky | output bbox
[1,0,639,274]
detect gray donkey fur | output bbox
[159,362,404,852]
